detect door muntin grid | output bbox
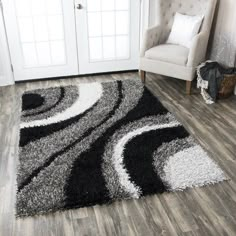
[14,0,67,68]
[86,0,131,62]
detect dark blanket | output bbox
[198,61,236,101]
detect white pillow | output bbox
[166,12,204,48]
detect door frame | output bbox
[0,0,14,86]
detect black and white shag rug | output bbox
[17,79,226,217]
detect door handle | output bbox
[76,3,83,10]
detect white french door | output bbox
[2,0,78,81]
[2,0,140,81]
[75,0,140,74]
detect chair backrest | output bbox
[156,0,217,43]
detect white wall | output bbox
[208,0,236,93]
[208,0,236,67]
[140,0,150,44]
[0,2,14,86]
[148,0,157,27]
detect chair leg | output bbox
[140,70,146,83]
[186,81,192,95]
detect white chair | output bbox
[140,0,217,94]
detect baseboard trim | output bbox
[15,70,138,84]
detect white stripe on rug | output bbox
[21,83,103,128]
[112,121,180,198]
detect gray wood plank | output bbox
[0,72,235,236]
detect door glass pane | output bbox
[15,0,31,16]
[46,0,62,14]
[50,41,66,64]
[102,12,115,36]
[18,17,34,43]
[36,42,51,65]
[115,0,129,10]
[87,0,130,62]
[116,11,129,35]
[116,36,129,59]
[14,0,66,68]
[88,13,102,37]
[31,0,46,15]
[102,0,115,11]
[89,38,103,60]
[103,37,115,59]
[22,43,38,67]
[33,16,49,41]
[48,16,64,40]
[87,0,101,12]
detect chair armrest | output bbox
[187,32,208,67]
[140,25,162,57]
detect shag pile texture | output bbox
[17,79,227,217]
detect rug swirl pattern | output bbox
[17,80,226,217]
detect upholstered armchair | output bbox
[140,0,217,94]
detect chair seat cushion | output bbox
[144,44,189,66]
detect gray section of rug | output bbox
[17,79,227,217]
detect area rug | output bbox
[17,79,226,217]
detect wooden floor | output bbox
[0,72,236,236]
